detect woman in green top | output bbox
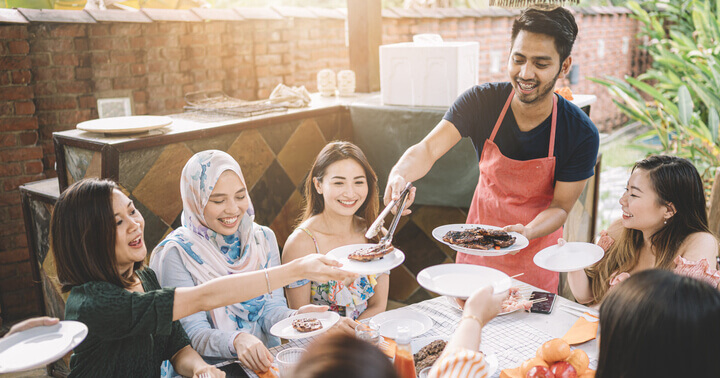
[51,178,356,378]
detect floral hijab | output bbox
[150,150,268,331]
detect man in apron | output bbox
[384,7,599,293]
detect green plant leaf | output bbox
[710,107,719,142]
[678,85,693,126]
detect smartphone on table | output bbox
[529,291,557,314]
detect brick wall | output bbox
[0,5,641,321]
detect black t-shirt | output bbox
[443,82,599,182]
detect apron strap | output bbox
[548,93,558,157]
[489,89,515,142]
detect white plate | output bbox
[533,242,605,272]
[432,224,529,256]
[417,264,511,299]
[76,115,172,134]
[0,320,87,374]
[413,337,498,378]
[326,243,405,275]
[370,308,433,339]
[269,312,340,340]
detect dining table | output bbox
[211,278,599,378]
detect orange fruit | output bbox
[521,357,549,376]
[566,349,589,374]
[540,338,571,363]
[536,345,544,360]
[578,369,596,378]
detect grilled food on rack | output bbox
[443,227,516,250]
[348,243,395,262]
[414,340,447,371]
[292,317,323,333]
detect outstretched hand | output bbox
[383,176,416,216]
[295,254,358,283]
[5,316,59,338]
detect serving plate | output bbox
[417,264,511,299]
[432,224,529,256]
[327,243,405,275]
[0,320,87,373]
[533,242,604,272]
[270,312,340,340]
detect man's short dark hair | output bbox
[511,7,578,63]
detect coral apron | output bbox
[457,90,562,293]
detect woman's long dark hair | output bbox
[293,333,398,378]
[586,155,710,303]
[51,178,143,292]
[597,269,720,378]
[299,141,380,240]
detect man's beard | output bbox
[514,71,561,104]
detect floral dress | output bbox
[286,228,384,319]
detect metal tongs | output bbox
[365,183,413,245]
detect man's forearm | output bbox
[524,207,569,240]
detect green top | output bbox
[64,268,190,378]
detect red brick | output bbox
[11,70,31,84]
[56,82,91,94]
[130,36,145,49]
[23,160,43,174]
[74,37,88,51]
[14,101,35,115]
[91,51,110,64]
[35,97,77,111]
[0,135,16,148]
[134,103,147,114]
[112,76,147,90]
[17,131,38,146]
[33,66,75,82]
[0,249,30,264]
[109,23,141,37]
[0,72,10,86]
[2,175,43,192]
[0,56,30,70]
[109,50,141,64]
[0,192,21,206]
[0,275,36,293]
[88,24,110,37]
[133,90,147,103]
[52,53,80,66]
[49,24,86,38]
[0,26,27,40]
[29,54,50,68]
[0,118,37,131]
[75,67,92,80]
[131,63,146,76]
[78,95,95,109]
[54,109,92,125]
[8,206,23,220]
[159,47,183,60]
[0,147,43,163]
[30,38,74,53]
[0,86,33,100]
[7,41,29,55]
[0,162,21,175]
[89,37,129,51]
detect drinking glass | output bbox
[275,347,306,377]
[355,321,381,346]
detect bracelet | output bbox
[264,269,273,298]
[460,314,484,328]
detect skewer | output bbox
[509,273,525,279]
[529,298,548,304]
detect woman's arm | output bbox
[281,230,316,309]
[173,253,355,321]
[170,345,224,378]
[567,270,593,304]
[357,274,389,320]
[159,248,239,358]
[259,228,297,331]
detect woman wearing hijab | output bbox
[151,150,328,374]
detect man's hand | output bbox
[383,175,416,216]
[233,333,274,372]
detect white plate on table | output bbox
[370,308,433,339]
[326,243,405,275]
[270,312,340,340]
[417,264,511,300]
[533,242,604,272]
[0,320,87,374]
[432,224,529,256]
[76,115,172,134]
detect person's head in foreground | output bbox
[597,269,720,378]
[292,333,398,378]
[509,6,578,105]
